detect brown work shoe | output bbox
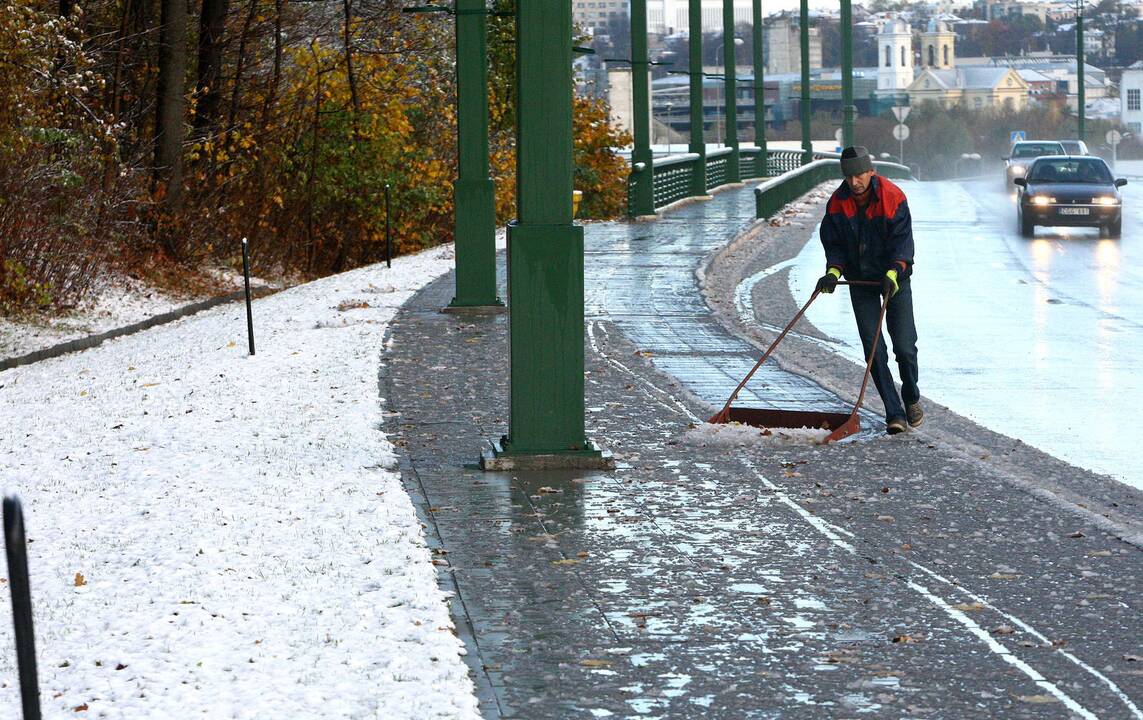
[906,401,924,428]
[886,417,908,435]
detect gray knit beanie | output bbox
[840,146,874,176]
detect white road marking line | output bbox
[736,458,1105,719]
[908,560,1143,720]
[903,578,1099,719]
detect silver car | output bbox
[1005,141,1066,186]
[1058,139,1090,156]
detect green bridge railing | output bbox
[754,158,912,219]
[626,148,911,218]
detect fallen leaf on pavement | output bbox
[953,602,984,612]
[579,659,611,668]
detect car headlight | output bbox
[1095,196,1119,206]
[1031,195,1054,206]
[1010,165,1026,176]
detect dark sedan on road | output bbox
[1013,156,1127,238]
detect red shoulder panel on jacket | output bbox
[875,176,907,219]
[827,192,857,218]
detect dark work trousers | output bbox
[848,280,919,421]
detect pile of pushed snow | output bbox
[0,242,481,719]
[682,421,830,446]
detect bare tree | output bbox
[194,0,231,138]
[154,0,187,224]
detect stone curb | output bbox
[1,286,277,372]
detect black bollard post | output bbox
[384,183,392,269]
[241,237,255,356]
[4,496,42,720]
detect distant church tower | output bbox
[876,18,914,94]
[921,19,955,69]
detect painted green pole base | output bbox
[479,437,615,471]
[501,221,601,455]
[440,304,506,315]
[447,177,504,312]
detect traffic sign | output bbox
[893,124,910,141]
[1107,129,1122,145]
[1010,130,1026,144]
[891,106,911,123]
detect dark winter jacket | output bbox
[819,175,914,282]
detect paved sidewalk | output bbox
[383,184,1143,719]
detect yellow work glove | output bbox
[816,267,842,294]
[881,269,899,298]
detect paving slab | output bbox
[383,184,1143,719]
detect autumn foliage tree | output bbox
[0,0,634,315]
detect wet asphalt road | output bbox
[781,176,1143,489]
[384,179,1143,718]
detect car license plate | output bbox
[1059,207,1089,216]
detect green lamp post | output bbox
[482,0,610,469]
[751,0,766,175]
[688,0,707,196]
[630,0,655,217]
[406,2,503,312]
[800,0,812,165]
[723,0,740,182]
[840,0,855,148]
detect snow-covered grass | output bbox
[0,243,481,718]
[682,421,830,447]
[0,275,210,361]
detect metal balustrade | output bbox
[623,148,913,220]
[651,154,701,209]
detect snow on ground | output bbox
[0,275,204,360]
[0,242,482,718]
[682,421,830,447]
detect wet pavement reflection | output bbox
[384,181,1143,718]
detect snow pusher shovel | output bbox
[709,280,889,444]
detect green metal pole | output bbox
[800,0,812,164]
[840,0,854,148]
[500,0,596,458]
[688,0,707,195]
[449,0,503,310]
[631,0,655,215]
[723,0,740,182]
[751,0,766,176]
[1077,1,1086,141]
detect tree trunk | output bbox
[154,0,187,225]
[194,0,230,138]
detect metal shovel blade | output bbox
[822,412,862,444]
[712,407,855,436]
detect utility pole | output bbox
[1077,0,1086,141]
[840,0,855,148]
[724,0,741,182]
[630,0,655,216]
[688,0,707,195]
[800,0,812,165]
